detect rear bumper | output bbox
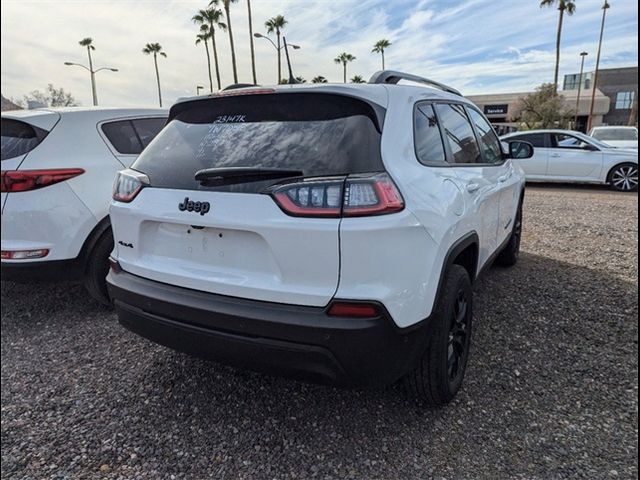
[1,257,83,282]
[107,269,432,388]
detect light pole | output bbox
[64,62,118,106]
[253,33,300,83]
[574,51,588,131]
[587,0,610,132]
[196,85,205,95]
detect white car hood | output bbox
[601,140,638,149]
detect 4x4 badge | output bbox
[178,197,211,216]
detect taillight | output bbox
[113,169,149,203]
[1,249,49,260]
[0,169,84,193]
[327,301,381,318]
[270,173,404,218]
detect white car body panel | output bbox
[1,107,167,264]
[589,126,638,150]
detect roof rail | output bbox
[368,70,462,96]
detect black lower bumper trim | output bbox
[1,257,83,283]
[107,269,432,388]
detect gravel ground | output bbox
[1,185,638,480]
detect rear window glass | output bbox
[132,93,385,192]
[1,119,48,161]
[435,103,481,164]
[102,117,166,155]
[414,104,446,164]
[509,133,546,148]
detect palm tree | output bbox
[211,0,238,84]
[311,76,328,83]
[350,75,366,84]
[142,43,167,107]
[265,15,288,84]
[78,37,98,105]
[193,8,226,91]
[196,26,214,93]
[246,0,257,84]
[372,39,392,70]
[540,0,576,93]
[334,52,356,83]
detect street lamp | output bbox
[574,51,588,131]
[254,33,301,83]
[64,62,118,106]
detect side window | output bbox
[101,120,143,155]
[414,104,446,164]
[132,117,167,148]
[1,119,48,161]
[435,103,482,164]
[510,133,547,148]
[553,133,592,150]
[466,108,503,164]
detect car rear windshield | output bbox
[592,128,638,141]
[132,92,385,192]
[1,118,49,161]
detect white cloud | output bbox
[1,0,637,107]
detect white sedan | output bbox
[589,126,638,150]
[501,129,638,192]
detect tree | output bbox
[193,8,226,91]
[350,75,366,83]
[211,0,239,84]
[540,0,576,93]
[196,26,214,93]
[246,0,257,84]
[311,76,328,83]
[265,15,288,84]
[142,43,167,107]
[334,52,356,83]
[78,37,98,105]
[372,39,392,70]
[512,83,574,129]
[18,84,78,108]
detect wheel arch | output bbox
[434,232,479,306]
[78,215,112,270]
[606,161,638,183]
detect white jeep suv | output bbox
[107,72,532,405]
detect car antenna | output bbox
[283,37,300,84]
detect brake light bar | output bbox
[212,88,276,98]
[270,173,404,218]
[1,169,84,193]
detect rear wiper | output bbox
[194,167,304,186]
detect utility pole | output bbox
[587,1,610,132]
[574,51,588,131]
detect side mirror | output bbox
[508,140,534,159]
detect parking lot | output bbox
[1,185,638,479]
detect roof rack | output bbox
[368,70,462,96]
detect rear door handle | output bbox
[550,153,561,158]
[466,183,481,193]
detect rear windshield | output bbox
[1,118,48,161]
[132,93,385,192]
[592,128,638,141]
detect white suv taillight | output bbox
[0,169,84,193]
[270,173,404,218]
[113,169,149,203]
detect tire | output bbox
[609,163,638,192]
[83,228,114,307]
[403,264,473,406]
[495,201,523,267]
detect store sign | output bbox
[484,104,509,115]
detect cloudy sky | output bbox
[1,0,637,107]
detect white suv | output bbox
[1,107,167,304]
[107,72,532,405]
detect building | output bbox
[467,66,638,133]
[1,94,22,111]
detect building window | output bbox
[615,91,635,109]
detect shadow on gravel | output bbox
[1,250,638,478]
